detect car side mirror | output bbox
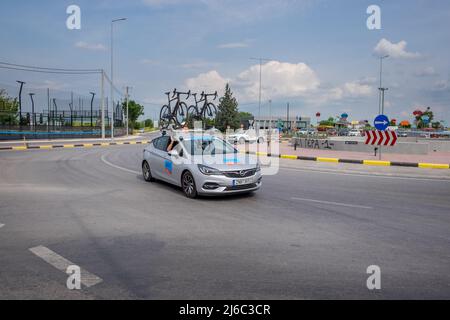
[168,149,179,158]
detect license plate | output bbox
[233,178,254,186]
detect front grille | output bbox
[223,169,256,178]
[225,183,257,191]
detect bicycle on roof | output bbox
[187,91,218,122]
[159,89,190,129]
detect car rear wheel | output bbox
[142,161,155,182]
[182,171,197,198]
[239,137,246,144]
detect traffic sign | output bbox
[365,130,397,146]
[374,115,390,131]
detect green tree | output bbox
[0,89,18,125]
[144,118,154,128]
[215,84,240,131]
[122,100,144,130]
[319,117,335,126]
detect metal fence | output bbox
[0,82,125,140]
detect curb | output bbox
[243,151,450,170]
[0,141,151,151]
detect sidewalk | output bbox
[0,133,152,147]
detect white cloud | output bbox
[234,61,320,101]
[75,41,107,51]
[185,70,230,94]
[414,67,437,77]
[217,42,249,49]
[374,38,420,59]
[183,61,374,105]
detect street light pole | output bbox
[29,93,35,128]
[111,17,127,140]
[269,99,272,130]
[378,55,389,115]
[250,58,272,127]
[377,55,389,160]
[90,92,96,127]
[125,86,130,137]
[16,81,25,125]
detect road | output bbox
[1,134,449,299]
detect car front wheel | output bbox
[182,171,198,198]
[142,161,155,182]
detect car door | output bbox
[150,136,171,181]
[165,142,185,187]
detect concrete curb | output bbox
[243,151,450,170]
[2,142,449,170]
[0,141,151,151]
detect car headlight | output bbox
[197,164,223,175]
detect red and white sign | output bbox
[365,130,397,146]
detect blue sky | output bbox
[1,0,450,124]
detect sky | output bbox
[1,0,450,124]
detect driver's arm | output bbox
[167,138,175,152]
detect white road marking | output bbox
[280,165,450,182]
[0,223,4,229]
[291,197,373,209]
[29,245,103,288]
[101,154,140,175]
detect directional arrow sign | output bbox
[365,130,397,146]
[374,114,390,131]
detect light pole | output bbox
[29,93,35,128]
[268,99,272,130]
[125,86,130,137]
[90,92,96,127]
[378,55,389,115]
[250,58,272,124]
[111,17,127,140]
[16,81,25,124]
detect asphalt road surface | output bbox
[1,137,449,299]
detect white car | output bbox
[228,129,265,144]
[348,129,361,137]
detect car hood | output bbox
[191,153,258,171]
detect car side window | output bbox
[152,138,160,149]
[156,136,170,151]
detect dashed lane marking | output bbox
[29,245,103,288]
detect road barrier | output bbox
[0,140,150,151]
[1,141,448,169]
[243,151,450,170]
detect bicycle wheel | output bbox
[175,102,188,126]
[202,103,217,121]
[187,106,199,121]
[159,105,171,129]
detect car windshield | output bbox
[182,136,237,155]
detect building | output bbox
[253,116,311,130]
